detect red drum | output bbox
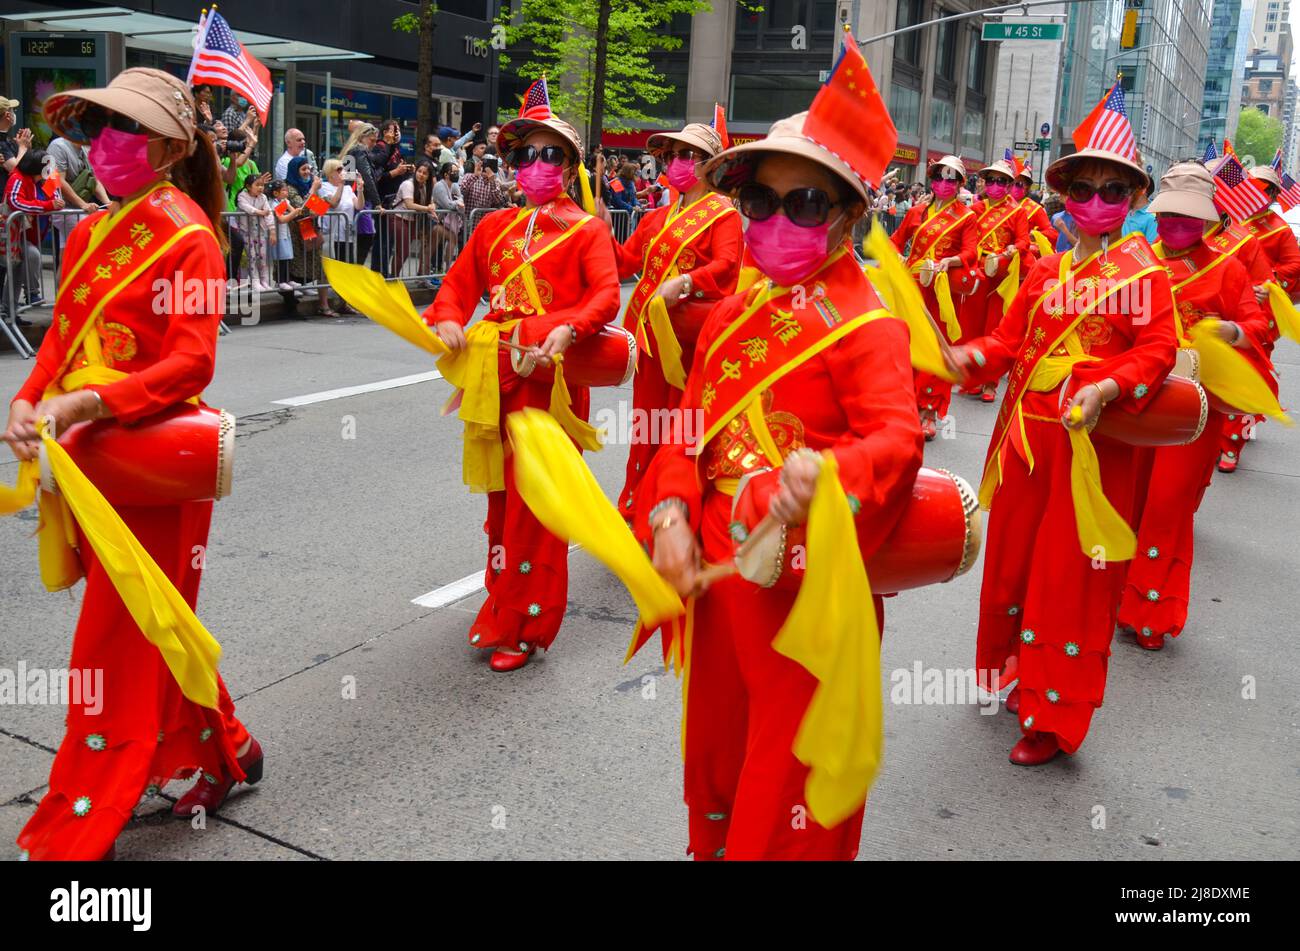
[40,403,235,507]
[510,322,637,388]
[730,465,982,595]
[1090,374,1208,447]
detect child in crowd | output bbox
[267,179,297,291]
[236,174,274,292]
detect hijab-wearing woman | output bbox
[1,68,262,859]
[1118,161,1276,650]
[285,153,335,316]
[607,122,742,516]
[638,103,923,859]
[949,127,1179,765]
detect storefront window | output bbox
[961,108,985,150]
[731,73,822,123]
[929,97,955,145]
[890,82,921,136]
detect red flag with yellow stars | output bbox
[800,25,897,189]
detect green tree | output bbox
[1234,107,1284,167]
[496,0,711,149]
[394,1,438,147]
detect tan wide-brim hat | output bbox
[980,159,1016,179]
[1249,165,1283,189]
[1148,161,1219,221]
[647,123,725,159]
[0,96,19,110]
[497,114,584,163]
[1045,147,1152,194]
[700,112,868,203]
[45,67,196,148]
[929,154,968,181]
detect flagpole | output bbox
[186,7,213,86]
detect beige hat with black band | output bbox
[1046,147,1152,194]
[45,68,197,150]
[929,154,968,181]
[498,114,584,164]
[980,159,1016,180]
[1148,161,1219,221]
[647,123,725,160]
[700,112,869,204]
[1249,164,1283,189]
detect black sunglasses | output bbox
[1066,180,1134,205]
[665,148,702,163]
[736,182,840,228]
[507,144,567,169]
[77,105,144,139]
[983,176,1012,187]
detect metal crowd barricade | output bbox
[3,206,92,358]
[608,207,636,243]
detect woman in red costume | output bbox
[957,158,1029,402]
[1,69,261,860]
[424,89,620,671]
[1215,164,1300,473]
[608,122,742,517]
[890,154,977,439]
[1119,162,1275,649]
[949,122,1178,765]
[638,57,923,857]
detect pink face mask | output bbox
[88,127,162,197]
[983,183,1008,201]
[1065,194,1129,237]
[1010,182,1028,200]
[745,212,838,286]
[666,157,698,192]
[1156,216,1205,250]
[931,180,958,200]
[515,160,565,205]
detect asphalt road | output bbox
[1,296,1297,860]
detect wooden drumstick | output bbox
[691,514,781,589]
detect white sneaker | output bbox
[278,282,292,291]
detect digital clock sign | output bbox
[20,37,98,59]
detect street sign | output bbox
[1036,137,1051,151]
[981,21,1065,42]
[1014,140,1039,152]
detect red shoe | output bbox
[980,385,997,403]
[171,736,263,818]
[489,644,535,672]
[1217,452,1237,473]
[1135,628,1165,651]
[1010,731,1061,766]
[1004,685,1020,715]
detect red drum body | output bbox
[510,322,637,388]
[1091,374,1208,447]
[40,403,235,507]
[730,466,982,595]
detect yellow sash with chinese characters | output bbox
[979,235,1162,557]
[974,198,1021,254]
[623,194,736,365]
[1204,221,1255,260]
[697,247,887,457]
[486,198,593,314]
[0,181,223,709]
[909,199,970,339]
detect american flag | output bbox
[1214,155,1270,222]
[1202,140,1217,165]
[1073,81,1136,160]
[1272,148,1284,171]
[518,77,551,120]
[1279,172,1300,213]
[187,11,272,122]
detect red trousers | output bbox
[18,501,249,860]
[1219,411,1258,465]
[976,403,1138,754]
[1120,412,1226,639]
[617,347,689,519]
[682,572,883,860]
[914,285,955,418]
[469,370,589,652]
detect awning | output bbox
[1,6,373,62]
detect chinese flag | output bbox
[801,27,897,189]
[305,194,329,216]
[298,217,318,241]
[275,200,290,215]
[712,102,730,150]
[42,169,61,199]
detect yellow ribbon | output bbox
[1189,319,1291,424]
[1265,280,1300,343]
[1,423,222,708]
[862,222,957,381]
[437,319,516,493]
[506,407,682,628]
[995,251,1021,315]
[1067,405,1137,561]
[1032,229,1055,258]
[932,269,962,341]
[322,257,449,357]
[548,357,603,451]
[646,295,687,390]
[771,451,882,829]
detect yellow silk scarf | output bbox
[1188,319,1290,424]
[995,251,1021,315]
[646,295,687,390]
[862,222,957,381]
[1265,280,1300,343]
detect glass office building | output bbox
[1199,1,1254,159]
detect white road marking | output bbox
[412,545,583,608]
[273,370,443,407]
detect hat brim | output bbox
[1250,166,1283,188]
[1148,189,1220,221]
[927,156,968,181]
[980,160,1015,178]
[497,117,582,162]
[44,85,188,144]
[700,134,869,204]
[1045,148,1152,194]
[646,128,722,159]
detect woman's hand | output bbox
[1213,320,1245,347]
[932,256,958,273]
[2,399,40,461]
[651,511,701,598]
[435,320,467,352]
[534,324,575,364]
[945,343,978,382]
[1062,381,1112,430]
[769,451,821,526]
[30,390,104,440]
[1254,284,1268,305]
[657,275,687,303]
